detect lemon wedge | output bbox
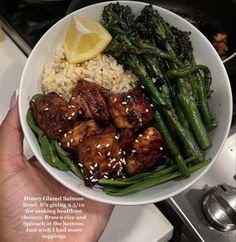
[64,16,112,63]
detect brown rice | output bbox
[42,48,137,99]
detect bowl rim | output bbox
[18,0,233,205]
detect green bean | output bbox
[154,110,190,176]
[103,159,211,196]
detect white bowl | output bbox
[19,1,232,205]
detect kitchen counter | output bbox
[0,32,27,123]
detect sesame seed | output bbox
[122,101,127,105]
[132,149,136,153]
[152,78,157,83]
[135,139,139,143]
[122,176,126,179]
[59,129,62,133]
[90,166,94,170]
[94,163,98,168]
[44,107,49,111]
[139,118,142,122]
[108,163,111,167]
[81,169,84,173]
[89,176,94,179]
[105,143,110,147]
[68,130,72,134]
[71,105,75,108]
[112,165,117,169]
[107,151,111,156]
[160,147,163,150]
[104,171,109,175]
[89,170,93,175]
[125,108,129,113]
[58,142,61,146]
[70,139,73,143]
[98,152,102,156]
[78,163,83,167]
[79,110,83,114]
[67,142,70,147]
[115,134,120,140]
[31,99,35,103]
[96,144,101,148]
[91,179,98,183]
[150,104,154,107]
[68,105,71,108]
[110,158,116,163]
[71,112,75,117]
[141,85,145,89]
[122,151,126,155]
[138,134,143,137]
[113,98,117,102]
[64,133,67,137]
[127,95,131,98]
[146,109,149,112]
[68,116,72,120]
[71,97,76,100]
[103,175,108,179]
[118,151,122,155]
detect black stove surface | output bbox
[0,0,73,47]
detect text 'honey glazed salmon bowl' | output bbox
[19,1,232,205]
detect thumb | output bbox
[0,91,24,161]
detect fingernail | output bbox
[10,89,18,109]
[15,88,19,98]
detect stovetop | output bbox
[0,0,73,48]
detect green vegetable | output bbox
[140,5,211,149]
[103,159,211,196]
[53,141,83,179]
[103,3,206,157]
[154,110,190,176]
[166,24,216,128]
[103,3,215,152]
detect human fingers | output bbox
[0,92,24,161]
